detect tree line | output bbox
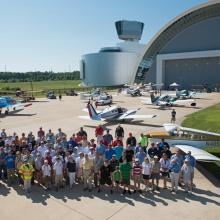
[0,71,80,82]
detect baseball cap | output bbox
[153,155,158,159]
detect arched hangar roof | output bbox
[142,0,220,59]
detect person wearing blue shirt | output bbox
[96,142,106,156]
[5,151,15,185]
[105,145,116,160]
[171,149,184,167]
[185,151,196,185]
[135,148,146,164]
[67,137,78,148]
[114,143,124,161]
[169,159,181,193]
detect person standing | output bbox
[139,134,148,153]
[126,132,136,149]
[132,158,142,193]
[185,151,196,185]
[42,159,52,190]
[159,153,170,189]
[120,158,132,195]
[169,159,181,193]
[66,156,76,189]
[142,157,152,192]
[151,156,161,191]
[181,159,194,195]
[80,153,94,192]
[53,156,64,191]
[171,109,176,123]
[19,156,35,193]
[93,152,104,188]
[5,151,16,185]
[115,124,124,141]
[103,129,113,145]
[95,124,104,142]
[98,160,113,194]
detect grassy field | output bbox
[182,104,220,180]
[0,80,82,91]
[182,103,220,133]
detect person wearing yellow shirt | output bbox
[19,156,34,193]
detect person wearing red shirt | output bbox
[113,137,123,147]
[95,124,104,142]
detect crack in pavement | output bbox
[50,196,95,220]
[105,204,128,220]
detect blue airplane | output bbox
[0,96,32,114]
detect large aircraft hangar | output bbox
[81,1,220,89]
[135,0,220,89]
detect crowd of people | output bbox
[0,124,196,195]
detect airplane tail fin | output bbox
[87,102,101,121]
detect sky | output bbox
[0,0,207,72]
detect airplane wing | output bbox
[82,108,102,114]
[118,109,156,120]
[163,123,220,137]
[78,116,93,120]
[174,145,220,162]
[173,99,195,104]
[122,114,157,119]
[78,116,104,121]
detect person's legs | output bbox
[88,173,93,190]
[174,173,179,192]
[94,172,98,187]
[170,172,175,190]
[83,170,89,189]
[69,172,74,188]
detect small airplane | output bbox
[176,90,197,99]
[95,94,112,106]
[147,123,220,162]
[0,96,32,114]
[79,102,157,121]
[141,93,197,107]
[126,87,142,97]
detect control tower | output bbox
[80,20,145,87]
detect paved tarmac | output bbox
[0,92,220,220]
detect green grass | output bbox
[182,104,220,180]
[0,80,82,91]
[182,103,220,133]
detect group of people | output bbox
[0,124,196,195]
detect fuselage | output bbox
[147,131,220,149]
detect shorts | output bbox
[133,175,141,182]
[142,174,150,180]
[160,172,169,177]
[121,178,130,185]
[100,177,112,185]
[151,173,160,180]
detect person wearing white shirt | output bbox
[53,156,63,191]
[42,160,51,190]
[142,157,152,191]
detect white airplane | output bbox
[140,93,197,107]
[147,123,220,162]
[79,102,157,121]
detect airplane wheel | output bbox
[191,102,196,107]
[13,107,16,111]
[5,110,9,115]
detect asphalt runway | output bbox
[0,92,220,220]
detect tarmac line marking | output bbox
[50,197,95,220]
[105,204,128,220]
